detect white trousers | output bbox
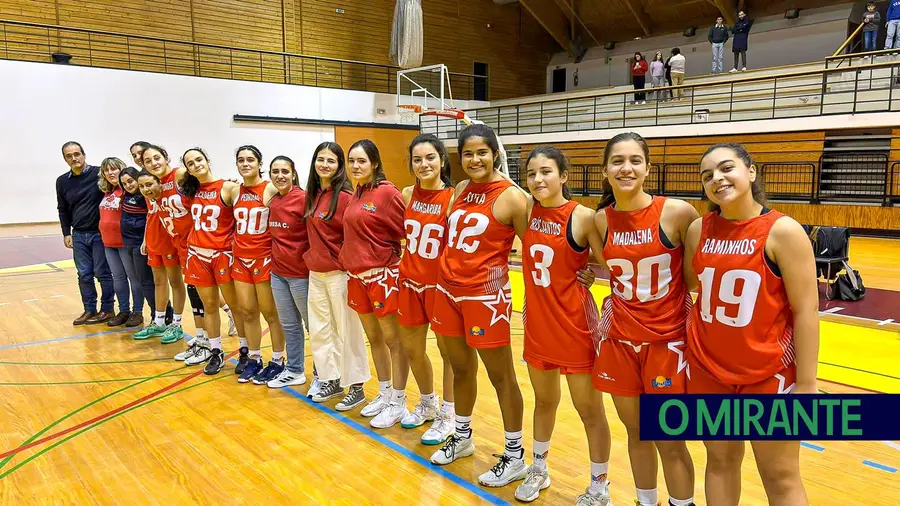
[308,270,370,387]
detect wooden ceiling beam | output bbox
[555,0,602,47]
[622,0,652,37]
[713,0,738,25]
[520,0,572,50]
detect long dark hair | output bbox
[119,166,142,194]
[700,142,767,213]
[236,145,264,178]
[597,132,650,209]
[349,139,386,188]
[130,141,151,153]
[140,144,169,163]
[305,142,351,220]
[271,155,300,187]
[409,133,452,187]
[525,146,572,200]
[458,123,501,170]
[137,168,160,183]
[180,147,210,198]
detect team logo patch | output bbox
[469,326,484,336]
[652,375,672,388]
[373,301,384,309]
[362,202,377,213]
[218,268,227,276]
[165,254,174,259]
[317,211,327,219]
[253,268,261,275]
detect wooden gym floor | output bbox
[0,226,898,505]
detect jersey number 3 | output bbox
[697,267,761,328]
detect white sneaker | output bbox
[173,340,197,361]
[430,434,475,465]
[370,401,408,429]
[360,392,389,417]
[741,66,747,71]
[185,344,212,366]
[267,369,306,388]
[514,465,551,502]
[307,376,322,399]
[575,484,612,505]
[730,68,738,73]
[401,396,439,429]
[478,454,527,487]
[421,409,453,445]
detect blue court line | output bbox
[0,329,124,351]
[800,442,825,452]
[862,460,898,473]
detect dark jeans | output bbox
[73,231,114,313]
[733,50,747,69]
[123,245,155,315]
[633,75,646,102]
[864,31,878,51]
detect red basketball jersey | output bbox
[399,186,454,286]
[233,182,272,258]
[159,170,193,245]
[600,197,692,343]
[522,201,600,366]
[687,210,795,385]
[438,179,516,296]
[145,198,175,255]
[188,180,236,251]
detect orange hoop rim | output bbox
[397,104,424,113]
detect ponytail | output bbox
[597,178,615,209]
[180,147,210,198]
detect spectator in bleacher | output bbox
[649,51,666,101]
[731,10,754,72]
[885,1,900,49]
[708,16,729,73]
[664,53,673,101]
[631,52,649,105]
[863,3,881,52]
[669,48,686,100]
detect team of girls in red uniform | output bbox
[118,126,816,506]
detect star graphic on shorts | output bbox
[482,289,511,327]
[377,268,399,300]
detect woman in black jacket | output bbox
[731,10,754,72]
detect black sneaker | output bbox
[234,347,250,375]
[238,358,264,383]
[252,359,285,385]
[204,349,225,375]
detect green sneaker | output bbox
[133,323,166,340]
[160,324,184,344]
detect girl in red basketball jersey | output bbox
[428,123,529,487]
[592,133,697,506]
[229,146,285,385]
[342,139,412,426]
[684,143,818,506]
[179,147,248,375]
[515,146,613,505]
[396,134,456,445]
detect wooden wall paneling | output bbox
[55,0,193,41]
[334,125,420,191]
[191,0,284,51]
[0,0,57,24]
[300,0,394,64]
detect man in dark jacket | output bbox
[56,141,114,325]
[731,10,754,72]
[709,16,729,73]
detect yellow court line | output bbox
[508,270,900,394]
[0,260,73,275]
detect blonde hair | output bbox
[99,157,127,193]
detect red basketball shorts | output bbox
[431,282,512,349]
[232,256,272,284]
[147,250,180,269]
[184,246,233,287]
[347,266,400,318]
[686,350,798,394]
[397,279,436,328]
[592,338,689,396]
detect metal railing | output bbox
[0,19,485,100]
[421,60,900,138]
[826,46,900,69]
[507,161,899,205]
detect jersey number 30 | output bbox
[606,254,673,302]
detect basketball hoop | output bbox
[397,104,422,124]
[420,108,468,123]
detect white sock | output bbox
[249,349,261,359]
[195,328,206,340]
[271,351,284,362]
[441,400,455,415]
[173,314,182,326]
[154,312,165,326]
[455,414,472,439]
[223,304,232,316]
[532,440,550,471]
[209,337,222,350]
[637,488,658,506]
[589,461,610,494]
[669,498,694,506]
[504,430,524,459]
[378,380,391,395]
[390,388,405,405]
[420,392,436,404]
[239,337,248,348]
